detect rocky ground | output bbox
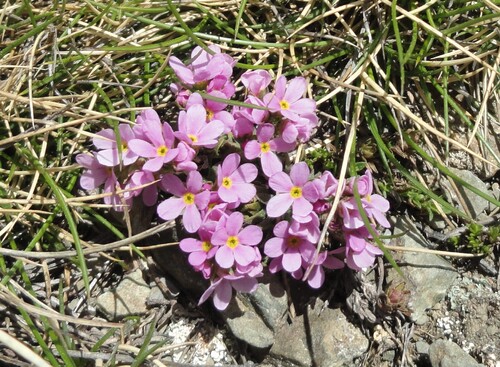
[90,165,500,367]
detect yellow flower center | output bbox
[287,236,300,248]
[290,186,302,199]
[121,142,128,152]
[188,134,198,143]
[157,145,168,156]
[201,241,212,252]
[183,192,195,205]
[365,194,372,203]
[222,177,232,189]
[207,109,214,121]
[279,100,290,110]
[260,142,271,153]
[226,236,239,249]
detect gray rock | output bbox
[429,339,484,367]
[245,274,288,331]
[415,340,430,355]
[96,269,151,320]
[387,216,458,325]
[222,295,275,350]
[269,300,369,367]
[445,168,490,219]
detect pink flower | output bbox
[169,45,235,87]
[241,70,272,97]
[267,162,319,217]
[264,76,316,122]
[76,153,115,191]
[264,220,316,273]
[175,104,225,149]
[198,272,259,310]
[173,141,197,172]
[244,123,295,177]
[340,170,390,229]
[344,228,383,271]
[217,153,258,204]
[212,212,262,268]
[126,170,159,206]
[128,111,178,172]
[186,93,235,134]
[76,153,127,209]
[179,225,218,275]
[93,124,138,167]
[280,113,318,144]
[157,171,210,233]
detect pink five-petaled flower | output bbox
[344,226,383,271]
[93,124,138,167]
[169,45,234,88]
[175,104,225,149]
[212,212,262,269]
[267,162,319,217]
[264,220,316,273]
[217,153,258,204]
[264,76,316,122]
[157,171,210,233]
[198,272,259,310]
[244,123,295,177]
[179,225,217,277]
[241,70,272,97]
[128,110,178,172]
[341,170,390,229]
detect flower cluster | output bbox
[76,45,391,310]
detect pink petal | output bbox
[186,171,203,192]
[213,281,232,310]
[225,212,243,235]
[256,123,274,142]
[292,197,313,217]
[185,104,206,134]
[282,251,302,272]
[128,139,157,158]
[179,238,202,253]
[80,170,106,190]
[290,162,310,187]
[274,75,287,99]
[157,197,185,221]
[169,56,195,85]
[307,266,325,289]
[142,116,164,147]
[95,149,119,167]
[303,182,319,202]
[160,174,186,196]
[281,122,298,143]
[215,246,235,268]
[238,225,263,246]
[221,153,240,176]
[264,237,286,258]
[232,182,256,203]
[195,190,210,210]
[162,122,176,147]
[273,220,290,238]
[234,245,257,266]
[290,98,316,114]
[269,172,293,193]
[218,186,239,203]
[183,204,202,233]
[283,77,306,102]
[188,251,207,267]
[231,163,258,183]
[211,228,228,247]
[93,129,116,150]
[243,140,261,160]
[267,193,293,217]
[261,151,282,177]
[143,156,165,172]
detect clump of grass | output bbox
[0,0,498,365]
